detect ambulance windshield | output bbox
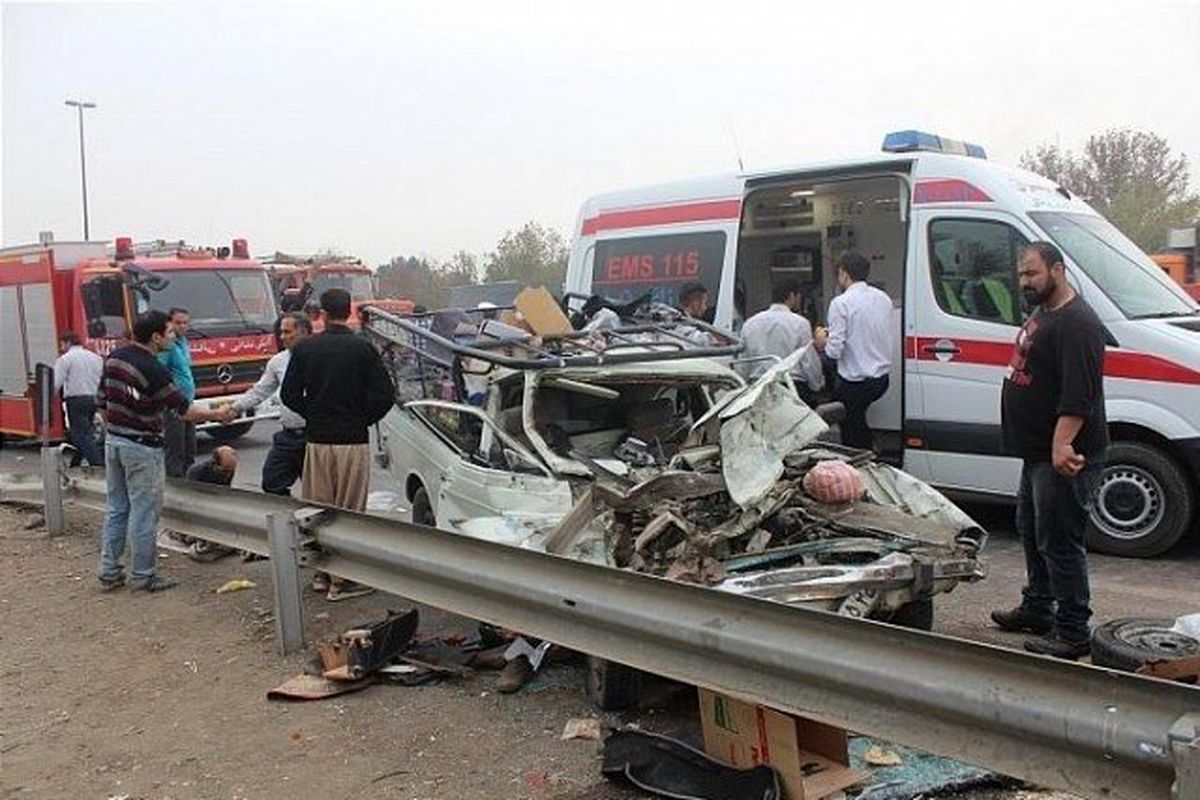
[1030,212,1198,319]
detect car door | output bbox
[403,400,573,530]
[908,210,1036,495]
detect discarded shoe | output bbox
[325,580,374,602]
[990,606,1053,635]
[130,575,179,593]
[98,574,126,592]
[468,644,510,670]
[496,655,534,693]
[188,541,236,563]
[1024,633,1090,660]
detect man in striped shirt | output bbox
[96,310,228,592]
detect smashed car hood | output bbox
[691,349,827,509]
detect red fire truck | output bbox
[264,252,413,329]
[0,235,280,445]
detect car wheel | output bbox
[206,421,254,443]
[882,597,935,631]
[1091,617,1200,673]
[411,486,435,527]
[1087,441,1194,558]
[585,655,642,711]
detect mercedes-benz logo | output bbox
[216,364,234,384]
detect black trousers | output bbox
[262,428,306,496]
[833,374,889,450]
[164,410,197,479]
[1017,459,1101,642]
[64,396,104,467]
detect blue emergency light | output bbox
[882,130,987,159]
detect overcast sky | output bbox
[3,1,1198,266]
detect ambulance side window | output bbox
[928,219,1027,326]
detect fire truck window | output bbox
[83,278,128,338]
[592,232,727,307]
[928,219,1027,325]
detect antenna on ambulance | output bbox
[726,117,745,173]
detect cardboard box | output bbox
[698,688,865,800]
[513,286,574,337]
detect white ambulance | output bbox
[564,130,1200,558]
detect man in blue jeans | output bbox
[96,310,228,593]
[992,242,1108,660]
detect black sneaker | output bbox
[1024,634,1090,660]
[129,575,179,593]
[991,606,1053,635]
[98,574,126,592]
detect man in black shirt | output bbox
[992,242,1107,660]
[281,288,395,601]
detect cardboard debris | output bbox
[266,673,373,701]
[561,717,603,741]
[513,286,573,337]
[698,688,865,800]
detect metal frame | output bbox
[361,305,744,370]
[4,466,1198,799]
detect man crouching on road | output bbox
[992,242,1107,660]
[96,310,229,593]
[281,288,395,601]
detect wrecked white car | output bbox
[366,306,986,636]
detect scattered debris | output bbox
[339,609,419,680]
[864,746,903,767]
[266,673,373,702]
[602,729,781,800]
[215,579,257,594]
[561,717,603,741]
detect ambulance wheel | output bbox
[585,655,642,711]
[206,421,254,443]
[1088,442,1194,558]
[411,487,435,527]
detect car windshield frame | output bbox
[1029,211,1199,320]
[140,268,277,334]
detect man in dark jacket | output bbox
[991,242,1107,660]
[281,288,395,601]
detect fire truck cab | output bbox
[0,235,280,445]
[265,254,412,330]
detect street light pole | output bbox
[64,99,96,240]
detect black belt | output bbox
[110,432,165,448]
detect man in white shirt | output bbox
[53,331,105,467]
[815,252,894,450]
[221,313,312,495]
[674,281,715,347]
[738,279,825,403]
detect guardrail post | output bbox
[266,512,305,655]
[40,446,65,536]
[1172,714,1200,800]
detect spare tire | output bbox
[1090,617,1200,672]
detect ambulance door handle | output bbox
[921,340,961,356]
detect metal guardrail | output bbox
[3,463,1198,800]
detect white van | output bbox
[564,130,1200,558]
